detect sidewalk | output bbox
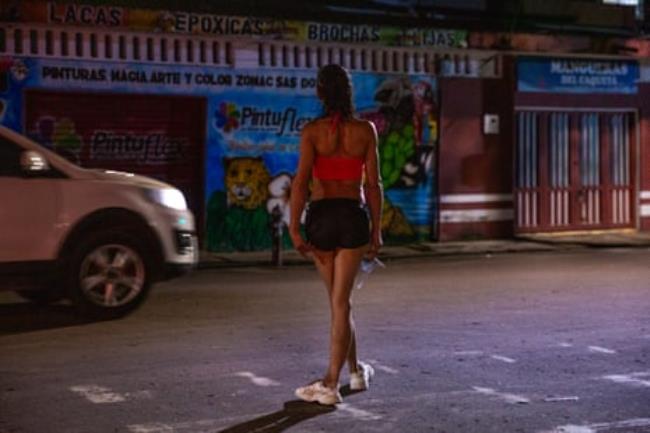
[198,229,650,269]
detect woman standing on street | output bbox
[289,64,384,405]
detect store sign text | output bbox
[47,3,123,27]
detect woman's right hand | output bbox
[290,229,312,258]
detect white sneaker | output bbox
[350,361,375,391]
[295,381,342,405]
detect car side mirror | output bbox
[20,150,50,173]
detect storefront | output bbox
[514,56,639,233]
[0,7,457,251]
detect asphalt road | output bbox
[1,249,649,433]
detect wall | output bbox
[437,63,514,241]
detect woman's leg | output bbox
[322,244,367,389]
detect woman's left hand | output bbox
[366,230,383,260]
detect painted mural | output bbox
[0,56,437,251]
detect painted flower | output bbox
[266,173,292,226]
[11,60,28,82]
[215,102,240,133]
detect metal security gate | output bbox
[515,110,636,233]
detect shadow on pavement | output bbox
[0,302,92,335]
[217,400,336,433]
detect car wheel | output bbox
[67,231,152,320]
[15,289,64,305]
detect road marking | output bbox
[70,385,128,404]
[233,371,280,387]
[490,355,516,364]
[539,418,650,433]
[587,346,617,354]
[367,359,398,374]
[471,386,530,404]
[558,342,574,348]
[337,403,382,421]
[453,350,484,356]
[543,396,580,402]
[602,371,650,388]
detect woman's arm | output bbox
[289,123,315,255]
[363,121,384,258]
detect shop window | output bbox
[90,33,98,58]
[173,39,181,62]
[392,51,399,72]
[14,29,23,54]
[349,49,356,69]
[258,43,264,66]
[294,46,300,68]
[118,35,126,59]
[316,47,322,67]
[225,42,232,65]
[186,40,194,62]
[200,40,206,63]
[45,30,54,55]
[213,41,221,64]
[403,52,410,72]
[424,53,430,73]
[29,30,38,54]
[360,50,367,70]
[147,37,154,61]
[160,38,168,62]
[0,28,5,53]
[282,45,288,67]
[413,52,420,72]
[75,32,83,57]
[270,44,277,66]
[60,32,69,56]
[371,50,377,71]
[327,47,334,64]
[104,35,112,58]
[305,46,312,68]
[381,51,388,72]
[132,37,140,60]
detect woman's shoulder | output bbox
[349,117,378,134]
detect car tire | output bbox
[66,230,153,320]
[15,288,64,305]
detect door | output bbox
[24,90,207,236]
[515,110,636,233]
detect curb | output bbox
[196,242,564,270]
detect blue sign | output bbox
[518,57,639,94]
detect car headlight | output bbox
[145,188,188,210]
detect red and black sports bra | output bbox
[312,113,364,181]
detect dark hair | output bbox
[317,64,354,118]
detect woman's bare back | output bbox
[307,116,377,200]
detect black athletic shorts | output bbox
[305,198,370,251]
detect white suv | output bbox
[0,126,198,319]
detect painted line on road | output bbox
[471,386,530,404]
[601,371,650,388]
[70,385,137,404]
[453,350,484,356]
[367,359,399,374]
[542,396,580,403]
[490,355,516,364]
[337,403,383,421]
[558,342,574,348]
[587,346,617,354]
[539,417,650,433]
[233,371,280,387]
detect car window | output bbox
[0,137,23,177]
